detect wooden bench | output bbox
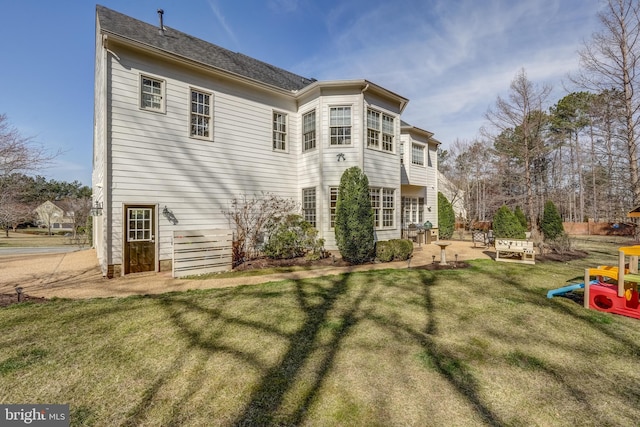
[495,239,535,265]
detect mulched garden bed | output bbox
[0,293,48,308]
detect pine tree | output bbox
[540,200,564,241]
[493,205,526,239]
[514,205,528,230]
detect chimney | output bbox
[157,9,165,35]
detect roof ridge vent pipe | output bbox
[158,9,165,35]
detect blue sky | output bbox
[0,0,604,186]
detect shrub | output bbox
[222,192,298,262]
[547,234,573,254]
[514,206,528,230]
[540,200,564,241]
[493,205,526,239]
[263,214,324,259]
[335,167,375,264]
[390,239,413,260]
[438,192,455,239]
[375,241,394,262]
[375,239,413,262]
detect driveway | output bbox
[0,242,494,300]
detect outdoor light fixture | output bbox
[336,153,346,162]
[15,287,23,303]
[90,201,103,216]
[162,205,179,225]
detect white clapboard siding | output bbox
[172,229,233,277]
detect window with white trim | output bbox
[367,108,394,152]
[370,187,395,228]
[367,109,380,148]
[190,89,212,138]
[330,106,351,145]
[370,187,380,227]
[329,186,338,228]
[127,208,152,241]
[412,144,425,166]
[140,76,164,112]
[273,112,287,151]
[302,110,316,151]
[302,187,316,227]
[402,197,424,224]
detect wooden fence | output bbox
[172,229,233,278]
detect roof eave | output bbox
[101,31,302,98]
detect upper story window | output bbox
[412,144,425,166]
[367,110,380,149]
[367,108,394,152]
[302,110,316,151]
[330,106,351,145]
[190,89,212,139]
[273,112,287,151]
[382,115,394,151]
[140,75,164,112]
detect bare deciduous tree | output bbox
[573,0,640,227]
[0,114,57,177]
[484,68,552,233]
[0,114,59,236]
[222,192,299,264]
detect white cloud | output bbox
[291,0,603,147]
[207,0,239,45]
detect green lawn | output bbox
[1,237,640,426]
[0,230,70,247]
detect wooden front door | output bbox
[124,206,156,274]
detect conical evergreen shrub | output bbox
[438,192,455,239]
[493,205,526,239]
[335,167,375,264]
[540,200,564,241]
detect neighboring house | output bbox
[34,201,74,230]
[93,6,441,277]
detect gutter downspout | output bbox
[360,83,370,172]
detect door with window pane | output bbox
[124,205,155,274]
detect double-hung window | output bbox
[190,89,212,139]
[412,144,425,166]
[329,187,339,228]
[382,115,394,151]
[302,188,316,227]
[330,107,351,145]
[273,112,287,151]
[370,188,395,228]
[370,188,381,227]
[367,108,394,152]
[140,76,164,112]
[367,110,380,148]
[402,197,424,224]
[302,110,316,151]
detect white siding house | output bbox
[93,6,441,277]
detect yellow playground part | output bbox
[582,245,640,318]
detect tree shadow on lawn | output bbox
[124,269,509,426]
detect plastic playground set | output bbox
[547,245,640,320]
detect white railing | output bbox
[172,229,233,278]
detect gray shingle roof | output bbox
[96,5,315,92]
